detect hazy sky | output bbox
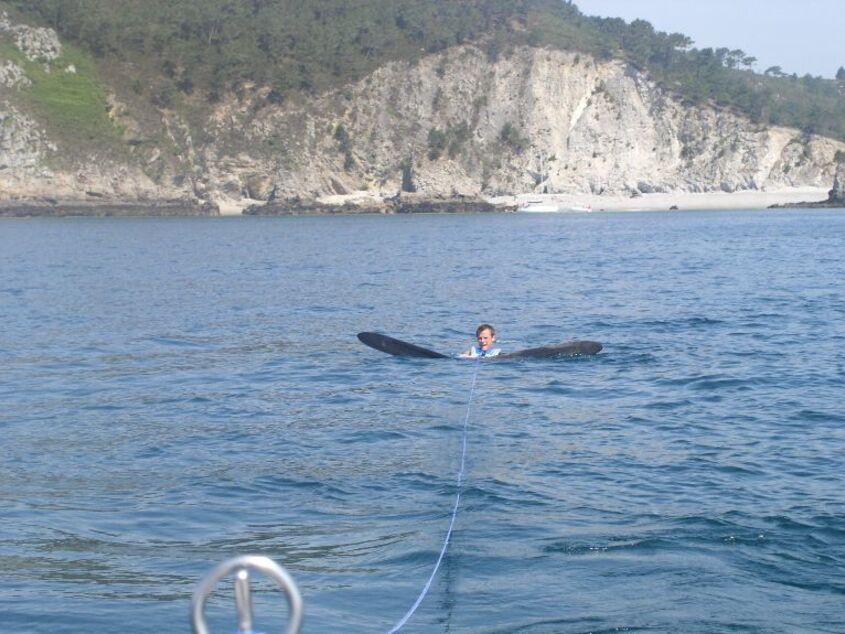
[574,0,845,78]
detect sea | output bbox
[1,209,844,634]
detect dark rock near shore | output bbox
[767,198,843,209]
[769,166,845,209]
[394,198,499,214]
[0,198,219,217]
[243,196,386,216]
[830,167,845,202]
[769,165,845,209]
[244,194,506,216]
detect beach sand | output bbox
[216,195,265,216]
[495,187,832,212]
[216,186,834,215]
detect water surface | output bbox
[1,210,844,633]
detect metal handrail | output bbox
[191,555,303,634]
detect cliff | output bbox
[1,13,843,214]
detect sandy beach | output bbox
[1,187,833,217]
[494,186,833,212]
[309,186,835,216]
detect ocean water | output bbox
[1,209,844,633]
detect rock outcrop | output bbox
[243,193,502,216]
[0,105,54,171]
[829,165,845,203]
[0,198,218,217]
[0,61,30,88]
[0,11,62,61]
[768,163,845,208]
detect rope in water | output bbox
[387,357,482,633]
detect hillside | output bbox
[1,1,844,214]
[7,0,845,140]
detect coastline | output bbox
[0,199,219,218]
[494,187,833,213]
[244,186,836,216]
[0,187,838,218]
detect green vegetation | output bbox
[28,47,121,143]
[427,128,447,160]
[427,122,472,160]
[333,123,355,170]
[499,122,529,153]
[3,0,845,141]
[400,157,416,192]
[0,35,122,150]
[0,40,25,66]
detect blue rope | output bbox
[387,358,482,633]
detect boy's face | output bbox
[476,328,495,350]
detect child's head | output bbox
[475,324,496,349]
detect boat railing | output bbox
[192,555,303,634]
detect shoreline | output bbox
[493,187,833,213]
[0,187,838,217]
[0,199,218,218]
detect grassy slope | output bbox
[1,35,124,160]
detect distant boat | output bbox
[517,200,592,213]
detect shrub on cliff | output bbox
[5,0,845,142]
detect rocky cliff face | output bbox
[227,46,844,202]
[1,13,843,211]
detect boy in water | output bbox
[461,324,502,358]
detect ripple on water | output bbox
[1,212,845,633]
